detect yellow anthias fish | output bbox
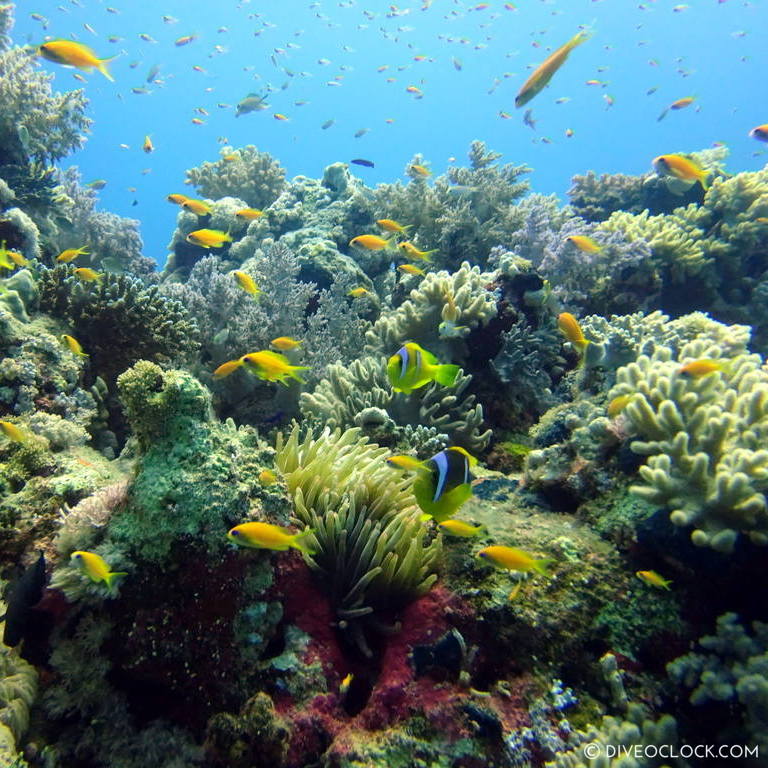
[0,421,28,443]
[0,242,14,270]
[749,125,768,143]
[557,312,589,352]
[386,454,427,472]
[398,264,425,277]
[565,235,602,253]
[74,267,101,283]
[349,234,392,251]
[181,199,213,216]
[56,246,90,263]
[38,40,117,81]
[438,519,485,538]
[398,241,438,261]
[270,336,302,351]
[410,164,431,177]
[186,229,232,248]
[677,359,726,378]
[70,551,127,590]
[227,522,314,554]
[636,570,671,590]
[61,334,88,358]
[232,270,261,296]
[477,545,555,576]
[241,350,309,385]
[235,208,264,220]
[213,359,244,379]
[258,469,278,485]
[348,287,372,298]
[4,246,28,267]
[142,135,154,153]
[167,193,189,205]
[653,154,710,191]
[515,29,591,108]
[377,218,412,234]
[607,394,633,418]
[339,672,354,696]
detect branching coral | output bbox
[184,145,286,209]
[667,612,768,753]
[0,44,90,164]
[38,265,199,385]
[300,355,491,453]
[610,336,768,552]
[371,141,530,270]
[275,426,441,655]
[51,168,154,277]
[364,260,497,361]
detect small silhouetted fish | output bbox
[1,552,46,647]
[351,158,374,168]
[236,93,267,117]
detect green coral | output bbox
[610,336,768,553]
[112,361,282,562]
[275,426,441,654]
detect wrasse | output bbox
[515,29,591,108]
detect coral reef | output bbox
[611,335,768,552]
[372,142,531,270]
[668,612,768,754]
[0,21,90,164]
[300,355,491,453]
[184,145,287,209]
[38,266,199,387]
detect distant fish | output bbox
[657,95,695,122]
[227,522,314,554]
[321,119,335,130]
[1,553,46,647]
[86,179,108,190]
[749,124,768,142]
[351,158,374,168]
[477,546,554,575]
[636,570,672,590]
[236,93,267,117]
[175,35,196,47]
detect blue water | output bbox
[14,0,768,265]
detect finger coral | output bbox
[275,425,441,655]
[610,336,768,552]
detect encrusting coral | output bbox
[275,425,441,655]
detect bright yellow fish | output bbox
[235,208,264,220]
[227,522,314,554]
[557,312,589,352]
[258,469,278,485]
[653,154,710,191]
[232,270,260,296]
[348,287,372,298]
[181,199,213,216]
[677,359,725,378]
[477,545,554,576]
[350,235,391,251]
[377,219,411,234]
[56,246,90,263]
[565,235,602,253]
[213,359,243,379]
[270,336,302,351]
[74,267,101,282]
[62,334,88,358]
[398,241,437,261]
[398,264,425,277]
[38,40,116,81]
[241,350,309,385]
[636,570,671,590]
[438,519,485,537]
[515,29,591,108]
[142,135,154,153]
[167,193,188,205]
[186,229,232,248]
[0,421,28,443]
[71,551,127,590]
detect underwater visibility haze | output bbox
[1,0,768,766]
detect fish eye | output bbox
[73,553,82,559]
[230,530,239,536]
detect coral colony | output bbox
[0,3,766,766]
